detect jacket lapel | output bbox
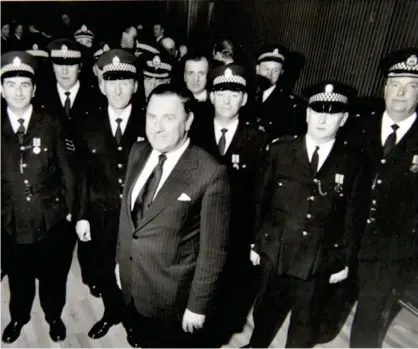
[2,112,15,141]
[23,109,43,145]
[134,144,199,231]
[224,119,246,159]
[295,136,312,175]
[386,116,418,159]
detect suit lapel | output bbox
[295,137,312,175]
[386,116,418,159]
[224,119,246,159]
[135,145,199,231]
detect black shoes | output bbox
[49,319,66,342]
[89,284,101,298]
[88,317,118,339]
[2,320,27,343]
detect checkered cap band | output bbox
[1,62,35,76]
[137,43,160,54]
[389,62,418,73]
[309,92,348,104]
[26,49,49,58]
[51,49,81,58]
[146,60,172,71]
[143,71,170,78]
[258,52,285,62]
[213,75,246,86]
[103,62,137,74]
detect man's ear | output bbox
[242,92,248,107]
[340,112,349,127]
[32,84,37,98]
[306,107,311,123]
[256,65,260,75]
[209,91,215,105]
[134,80,138,93]
[185,112,194,131]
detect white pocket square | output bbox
[177,193,191,201]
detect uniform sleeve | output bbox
[187,165,232,314]
[75,128,90,221]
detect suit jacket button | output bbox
[118,164,123,168]
[119,194,123,199]
[302,231,308,236]
[24,179,29,184]
[118,178,123,184]
[22,163,27,168]
[377,179,382,184]
[334,243,339,247]
[26,197,31,202]
[118,146,123,151]
[20,146,25,151]
[306,213,312,219]
[381,159,386,164]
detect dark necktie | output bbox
[218,128,228,156]
[311,145,320,175]
[64,91,71,117]
[131,154,167,228]
[16,118,25,145]
[383,124,399,157]
[115,118,123,145]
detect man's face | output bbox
[15,25,23,37]
[53,63,80,89]
[122,27,137,49]
[184,58,208,95]
[1,76,36,110]
[144,76,170,98]
[306,108,348,143]
[153,24,163,38]
[62,14,71,26]
[384,76,418,120]
[104,79,137,109]
[1,24,10,38]
[256,61,283,86]
[76,37,93,48]
[146,93,193,153]
[210,90,247,119]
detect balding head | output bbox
[161,37,177,58]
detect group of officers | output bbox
[1,19,417,349]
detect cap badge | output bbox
[103,44,110,52]
[81,25,88,32]
[406,55,417,67]
[325,84,334,93]
[61,44,68,53]
[152,55,161,67]
[273,48,279,55]
[224,68,233,78]
[33,44,38,50]
[12,57,22,66]
[112,56,120,65]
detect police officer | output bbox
[243,82,371,348]
[253,44,306,141]
[192,64,267,345]
[1,51,77,343]
[349,48,418,348]
[141,52,173,99]
[75,49,146,340]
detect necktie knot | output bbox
[158,154,167,166]
[65,91,71,97]
[18,118,25,126]
[116,118,122,125]
[221,128,228,135]
[391,124,399,132]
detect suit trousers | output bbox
[78,234,123,322]
[350,257,418,348]
[7,220,75,324]
[250,260,328,348]
[125,300,208,348]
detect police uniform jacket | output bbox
[348,111,418,261]
[192,116,268,247]
[77,104,146,241]
[254,136,371,280]
[1,108,76,244]
[254,86,307,141]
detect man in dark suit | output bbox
[75,49,146,340]
[253,44,306,141]
[192,64,267,343]
[349,49,418,348]
[115,83,232,348]
[1,51,77,343]
[243,82,371,348]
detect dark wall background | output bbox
[210,0,418,98]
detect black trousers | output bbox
[250,261,328,348]
[78,235,124,322]
[7,221,75,324]
[125,301,209,348]
[350,257,418,348]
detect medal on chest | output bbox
[334,173,344,195]
[410,155,418,173]
[32,138,41,155]
[232,154,240,170]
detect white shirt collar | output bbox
[194,90,208,102]
[57,80,81,108]
[381,111,417,146]
[213,117,239,154]
[305,134,335,171]
[108,104,132,136]
[262,84,276,102]
[7,105,33,134]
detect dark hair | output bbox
[147,83,196,115]
[213,39,235,59]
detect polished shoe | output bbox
[89,285,101,298]
[88,318,118,339]
[2,320,27,343]
[49,319,66,342]
[127,333,141,348]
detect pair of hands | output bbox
[114,260,205,333]
[250,250,349,284]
